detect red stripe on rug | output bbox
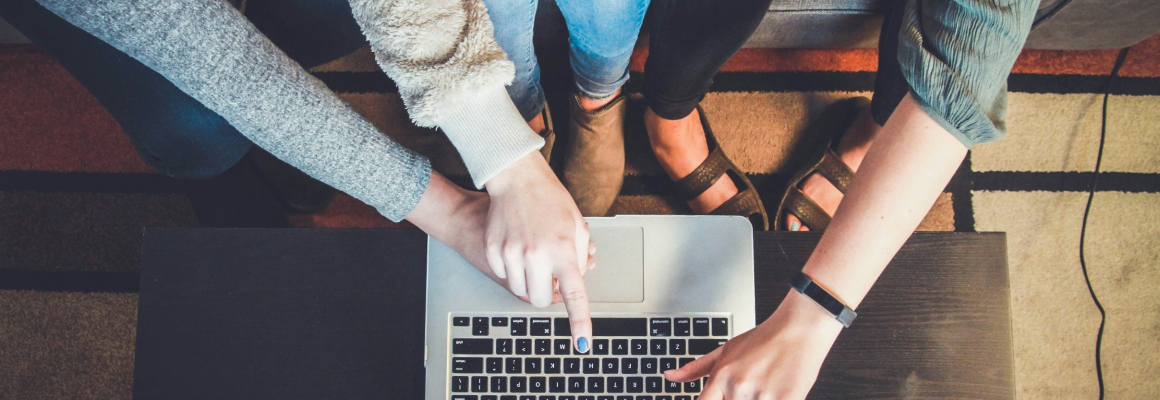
[0,46,153,173]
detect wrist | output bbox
[779,289,846,337]
[483,152,549,195]
[406,171,471,235]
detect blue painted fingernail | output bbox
[577,337,589,353]
[790,221,800,231]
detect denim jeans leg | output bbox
[557,0,650,100]
[480,0,545,121]
[0,0,252,179]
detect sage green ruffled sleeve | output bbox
[896,0,1038,147]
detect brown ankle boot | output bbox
[562,94,627,217]
[536,103,556,162]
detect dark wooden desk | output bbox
[135,229,1012,399]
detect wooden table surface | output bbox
[135,229,1012,399]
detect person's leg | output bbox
[479,0,546,124]
[557,0,650,107]
[641,0,772,214]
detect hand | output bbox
[406,171,584,304]
[665,290,845,400]
[483,152,595,352]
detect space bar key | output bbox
[591,318,648,337]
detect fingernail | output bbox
[576,337,589,353]
[789,221,800,231]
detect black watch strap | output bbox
[790,272,857,328]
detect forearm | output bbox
[800,94,967,309]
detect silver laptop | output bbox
[425,215,755,400]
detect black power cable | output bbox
[1079,46,1130,400]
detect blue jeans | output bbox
[482,0,650,121]
[0,0,365,179]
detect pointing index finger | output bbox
[554,261,592,353]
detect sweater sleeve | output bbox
[36,0,430,222]
[896,0,1037,147]
[349,0,544,188]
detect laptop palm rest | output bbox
[584,226,644,303]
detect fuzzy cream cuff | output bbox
[437,85,544,188]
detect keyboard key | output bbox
[454,317,471,326]
[588,377,605,393]
[492,376,507,392]
[591,318,648,337]
[521,396,536,400]
[554,318,571,337]
[674,319,691,336]
[645,377,663,393]
[453,338,494,355]
[641,358,657,374]
[580,397,594,400]
[506,357,522,373]
[711,318,728,336]
[511,377,528,393]
[650,339,667,355]
[632,397,649,400]
[688,339,727,355]
[451,396,477,400]
[501,396,516,400]
[665,379,681,393]
[531,318,552,336]
[676,396,690,400]
[657,397,671,400]
[545,357,561,374]
[598,397,614,400]
[683,379,700,393]
[669,339,685,356]
[483,396,498,400]
[550,377,566,393]
[678,358,694,368]
[492,317,508,327]
[530,377,547,393]
[607,377,624,393]
[498,339,513,355]
[630,339,648,355]
[487,357,503,373]
[692,318,709,336]
[453,376,469,392]
[602,358,619,374]
[621,358,638,374]
[660,358,677,373]
[583,358,599,374]
[650,319,672,337]
[511,318,528,336]
[569,377,585,393]
[617,397,633,400]
[554,339,571,355]
[626,377,643,393]
[526,358,543,374]
[474,317,490,336]
[473,376,489,392]
[592,339,609,355]
[564,358,581,374]
[558,397,574,400]
[536,339,552,355]
[612,339,629,355]
[517,339,533,355]
[452,357,483,374]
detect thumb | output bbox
[665,346,722,382]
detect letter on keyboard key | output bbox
[569,377,585,393]
[626,377,643,393]
[641,358,657,374]
[645,377,663,393]
[683,379,700,393]
[583,358,599,374]
[665,379,681,393]
[588,377,605,393]
[650,339,666,355]
[688,339,727,355]
[602,358,619,374]
[674,318,691,336]
[510,377,527,393]
[453,338,494,355]
[545,357,561,374]
[607,377,624,393]
[564,358,581,374]
[591,318,648,337]
[550,377,566,393]
[612,339,629,355]
[593,339,610,355]
[530,377,546,393]
[692,318,709,336]
[649,319,671,336]
[554,339,571,355]
[531,318,552,336]
[621,358,638,374]
[511,318,528,336]
[452,357,484,373]
[669,339,685,356]
[659,358,676,373]
[630,339,647,355]
[453,376,469,392]
[526,358,543,374]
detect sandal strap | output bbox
[816,148,854,193]
[785,187,831,231]
[709,186,763,218]
[671,146,730,201]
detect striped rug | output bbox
[1,32,1158,399]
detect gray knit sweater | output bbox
[37,0,542,221]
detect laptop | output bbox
[425,215,756,400]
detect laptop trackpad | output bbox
[584,226,644,303]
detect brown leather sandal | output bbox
[669,106,770,231]
[773,97,869,231]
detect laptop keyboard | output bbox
[448,314,730,400]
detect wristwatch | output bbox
[790,272,857,328]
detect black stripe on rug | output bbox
[0,270,139,293]
[317,71,1160,95]
[972,171,1160,192]
[0,171,182,193]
